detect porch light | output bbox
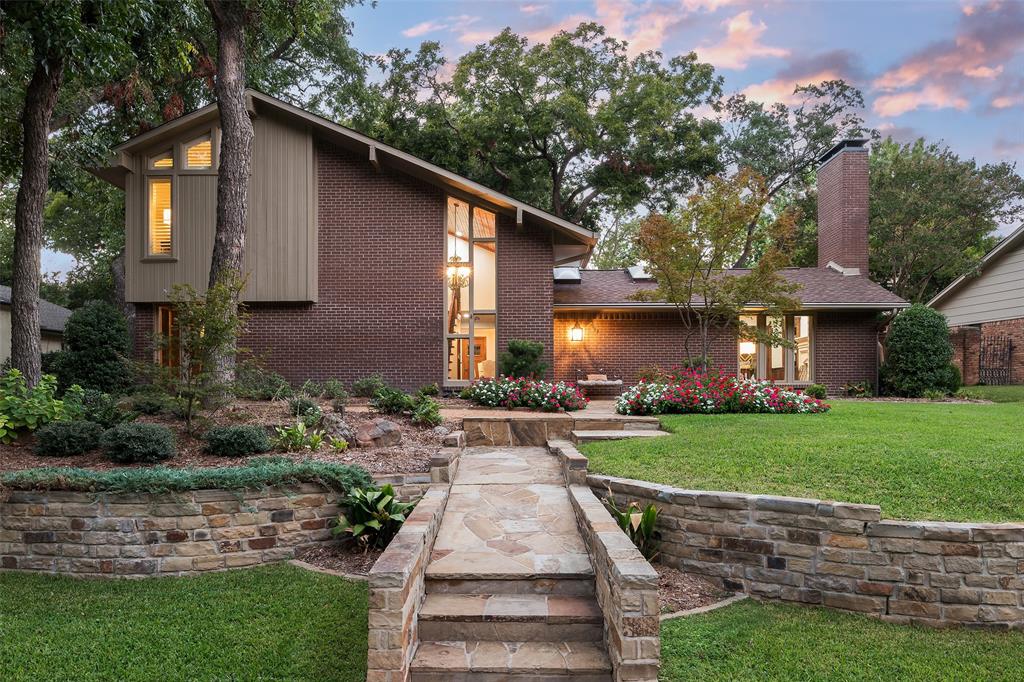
[569,323,584,342]
[446,256,471,289]
[739,341,756,356]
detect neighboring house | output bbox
[93,92,906,394]
[929,224,1024,385]
[0,285,71,366]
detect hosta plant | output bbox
[334,484,416,551]
[604,494,660,561]
[0,370,74,443]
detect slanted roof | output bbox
[553,268,909,310]
[0,286,73,333]
[99,90,597,249]
[928,223,1024,308]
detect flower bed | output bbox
[616,371,829,415]
[461,377,588,412]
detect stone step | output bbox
[573,416,662,431]
[418,593,604,642]
[570,429,670,444]
[410,640,612,680]
[426,577,596,596]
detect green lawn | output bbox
[0,564,367,681]
[582,400,1024,521]
[661,600,1024,681]
[964,384,1024,403]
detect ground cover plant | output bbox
[0,564,367,682]
[582,400,1024,521]
[616,371,829,415]
[661,600,1024,681]
[462,376,588,411]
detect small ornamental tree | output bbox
[881,304,956,397]
[633,170,801,371]
[50,301,132,393]
[498,339,548,379]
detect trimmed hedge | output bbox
[33,420,104,457]
[101,423,176,464]
[0,457,373,495]
[203,425,272,457]
[881,305,956,397]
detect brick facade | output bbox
[554,310,881,394]
[817,145,870,273]
[950,317,1023,386]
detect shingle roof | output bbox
[553,268,908,309]
[0,285,73,333]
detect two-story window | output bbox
[143,132,217,258]
[445,196,497,384]
[738,313,814,383]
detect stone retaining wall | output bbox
[367,485,448,681]
[591,475,1024,629]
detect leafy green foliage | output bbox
[371,387,414,415]
[126,389,169,415]
[0,371,72,443]
[44,301,132,393]
[416,383,440,397]
[100,423,176,464]
[328,436,349,451]
[334,484,416,551]
[352,373,386,398]
[273,422,324,452]
[498,339,548,379]
[804,384,828,400]
[234,364,293,400]
[331,397,347,414]
[202,425,272,458]
[32,420,104,457]
[299,379,323,397]
[0,457,372,495]
[288,396,319,418]
[881,305,955,398]
[64,388,136,429]
[843,381,873,397]
[322,379,348,400]
[603,495,660,561]
[411,395,443,427]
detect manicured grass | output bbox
[661,600,1024,681]
[581,400,1024,521]
[963,384,1024,403]
[0,564,367,681]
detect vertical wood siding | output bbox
[936,243,1024,326]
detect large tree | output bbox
[723,80,865,267]
[868,138,1024,303]
[357,24,723,229]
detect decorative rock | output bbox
[432,425,451,437]
[320,412,356,444]
[356,418,402,447]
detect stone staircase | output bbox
[409,447,612,680]
[569,414,667,445]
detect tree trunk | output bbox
[111,250,135,348]
[205,0,253,380]
[11,52,64,386]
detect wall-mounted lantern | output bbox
[569,322,585,342]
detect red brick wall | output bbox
[132,142,555,390]
[817,148,869,272]
[950,318,1023,385]
[554,310,880,394]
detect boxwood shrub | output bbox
[33,420,104,457]
[881,304,956,397]
[101,423,176,463]
[203,425,272,457]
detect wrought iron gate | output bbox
[979,336,1014,385]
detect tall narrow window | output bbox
[737,314,814,383]
[184,135,213,169]
[147,178,173,256]
[157,305,179,368]
[793,315,812,381]
[445,197,497,384]
[738,314,759,380]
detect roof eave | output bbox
[553,302,911,311]
[929,223,1024,308]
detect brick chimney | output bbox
[817,139,869,274]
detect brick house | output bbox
[929,224,1023,385]
[94,92,906,395]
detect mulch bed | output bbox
[0,396,465,475]
[296,543,383,576]
[655,562,734,614]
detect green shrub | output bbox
[0,371,70,443]
[101,423,176,463]
[955,387,983,400]
[322,379,348,400]
[331,397,347,415]
[300,379,323,397]
[300,405,323,428]
[881,305,955,398]
[804,384,827,400]
[203,425,272,457]
[352,373,387,398]
[49,301,132,393]
[234,365,293,400]
[67,389,136,429]
[0,457,373,495]
[33,420,104,457]
[333,484,416,550]
[127,390,169,415]
[411,395,443,427]
[938,363,962,393]
[417,383,440,397]
[371,386,414,415]
[923,389,948,401]
[498,339,548,378]
[288,396,319,418]
[273,422,324,452]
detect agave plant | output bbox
[334,484,417,552]
[604,493,660,561]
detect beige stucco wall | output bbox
[124,111,317,303]
[935,240,1024,326]
[0,306,62,366]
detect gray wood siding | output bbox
[124,113,316,302]
[937,242,1024,326]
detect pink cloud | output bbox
[696,11,789,70]
[520,3,547,14]
[991,94,1024,109]
[741,70,845,106]
[402,20,449,38]
[874,84,970,117]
